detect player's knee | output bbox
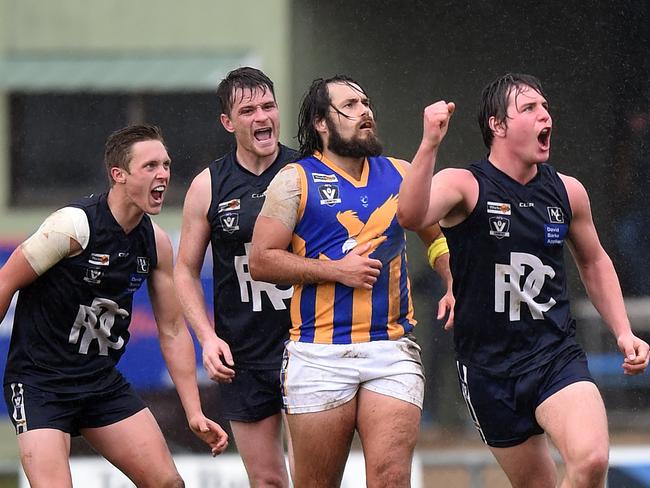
[507,467,556,488]
[130,469,184,488]
[567,449,608,485]
[249,471,287,488]
[368,460,411,488]
[583,450,608,479]
[160,473,185,488]
[378,470,410,488]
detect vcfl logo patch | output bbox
[489,216,510,239]
[83,268,104,284]
[318,184,341,206]
[220,213,240,234]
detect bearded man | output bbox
[249,75,453,488]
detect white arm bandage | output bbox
[21,207,90,276]
[258,165,302,231]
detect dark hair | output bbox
[478,73,547,148]
[216,66,275,116]
[297,75,371,158]
[104,124,165,185]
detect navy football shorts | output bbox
[219,368,283,422]
[3,379,146,436]
[456,345,594,448]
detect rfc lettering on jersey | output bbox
[234,242,293,312]
[69,297,127,355]
[494,252,556,321]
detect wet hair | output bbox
[478,73,547,148]
[216,66,275,117]
[104,124,166,185]
[297,75,373,158]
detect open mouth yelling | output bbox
[151,185,166,204]
[359,120,374,130]
[254,128,273,142]
[537,127,551,149]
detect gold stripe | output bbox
[351,287,372,342]
[387,254,403,339]
[289,234,306,341]
[405,275,416,327]
[404,252,417,328]
[387,157,406,178]
[314,151,370,188]
[291,233,306,258]
[290,286,303,341]
[313,282,335,343]
[295,164,309,222]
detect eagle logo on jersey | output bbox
[336,195,398,256]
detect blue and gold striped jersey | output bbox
[289,152,416,344]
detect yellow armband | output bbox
[427,236,449,268]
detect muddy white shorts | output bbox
[281,335,425,414]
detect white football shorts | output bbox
[281,335,425,414]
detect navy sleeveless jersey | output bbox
[443,159,579,377]
[206,144,297,368]
[4,193,157,392]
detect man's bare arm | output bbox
[563,174,649,375]
[250,216,382,289]
[150,223,228,455]
[174,169,235,383]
